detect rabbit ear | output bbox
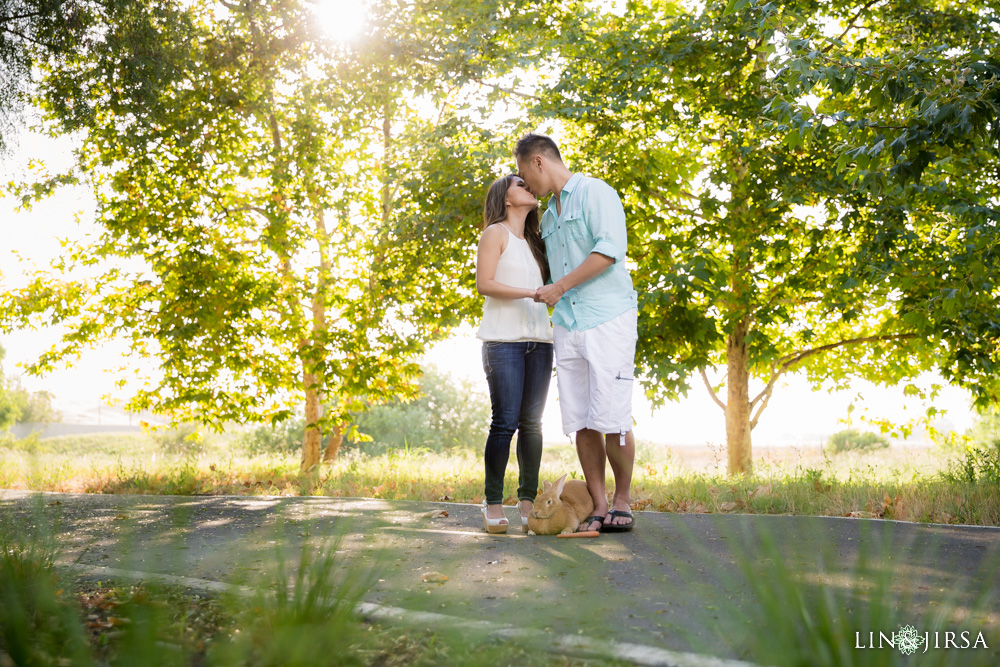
[553,473,568,496]
[542,481,551,490]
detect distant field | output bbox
[1,431,997,526]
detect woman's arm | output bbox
[476,225,535,300]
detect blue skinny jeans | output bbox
[481,340,553,505]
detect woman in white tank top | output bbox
[475,174,554,534]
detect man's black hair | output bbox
[514,133,562,162]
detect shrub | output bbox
[350,365,489,452]
[942,441,1000,486]
[152,424,205,455]
[825,429,890,453]
[0,432,43,454]
[237,418,305,456]
[962,409,1000,450]
[235,365,490,457]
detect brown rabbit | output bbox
[527,473,595,535]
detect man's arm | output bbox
[535,181,626,307]
[535,252,613,307]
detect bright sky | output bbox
[0,1,978,441]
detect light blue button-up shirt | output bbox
[541,173,638,331]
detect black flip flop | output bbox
[602,509,635,532]
[579,515,605,533]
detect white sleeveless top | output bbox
[477,224,554,343]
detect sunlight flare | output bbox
[310,0,367,43]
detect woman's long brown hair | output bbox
[482,175,550,284]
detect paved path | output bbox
[2,490,999,664]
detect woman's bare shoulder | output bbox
[479,223,508,243]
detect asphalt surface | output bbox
[2,490,999,664]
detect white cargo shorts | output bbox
[553,308,637,437]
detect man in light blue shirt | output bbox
[515,133,639,533]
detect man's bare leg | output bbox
[576,428,608,531]
[603,429,635,527]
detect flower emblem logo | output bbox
[896,625,925,655]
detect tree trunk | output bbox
[725,320,752,475]
[300,367,322,471]
[299,286,329,469]
[301,163,332,468]
[381,111,392,221]
[322,423,343,461]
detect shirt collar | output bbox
[546,173,582,213]
[561,173,583,194]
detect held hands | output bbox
[533,283,565,307]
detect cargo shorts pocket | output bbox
[611,368,635,434]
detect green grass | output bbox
[1,433,998,526]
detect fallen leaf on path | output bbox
[421,572,448,584]
[719,502,738,512]
[845,511,876,518]
[420,510,449,519]
[631,498,651,510]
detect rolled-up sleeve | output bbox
[587,182,627,263]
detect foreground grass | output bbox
[3,490,997,666]
[0,517,615,667]
[2,434,999,526]
[55,580,598,667]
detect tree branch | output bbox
[749,387,774,430]
[748,332,917,427]
[649,190,709,221]
[749,362,778,427]
[0,11,47,24]
[776,333,918,374]
[409,53,541,101]
[821,0,880,54]
[749,362,779,409]
[807,112,908,131]
[0,25,50,47]
[701,367,727,411]
[221,202,272,219]
[470,75,542,102]
[205,190,273,228]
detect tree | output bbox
[0,344,21,430]
[540,0,1000,473]
[0,343,58,429]
[0,1,139,153]
[2,0,557,469]
[7,380,60,423]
